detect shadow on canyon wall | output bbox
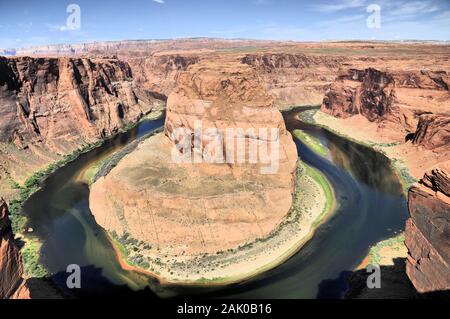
[23,265,159,299]
[317,258,450,299]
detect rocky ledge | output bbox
[242,53,345,108]
[321,68,449,134]
[411,114,450,150]
[405,161,450,293]
[0,199,29,299]
[0,56,165,200]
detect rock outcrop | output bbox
[411,114,450,150]
[89,59,298,280]
[164,59,293,153]
[321,68,450,133]
[127,54,199,96]
[242,53,345,108]
[405,161,450,293]
[0,56,164,199]
[0,56,162,150]
[0,198,29,299]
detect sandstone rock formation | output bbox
[321,68,450,133]
[89,59,298,279]
[0,56,164,199]
[0,56,161,150]
[164,59,292,154]
[0,198,29,299]
[242,53,345,108]
[127,54,199,96]
[315,65,450,181]
[405,161,450,293]
[411,114,450,150]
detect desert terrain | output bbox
[0,39,449,298]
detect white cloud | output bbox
[46,23,64,31]
[152,0,165,3]
[46,23,82,32]
[316,14,365,27]
[386,1,439,17]
[313,0,366,13]
[434,10,450,21]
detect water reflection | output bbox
[21,109,408,299]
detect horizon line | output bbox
[2,37,449,51]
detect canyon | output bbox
[0,39,449,297]
[314,54,450,295]
[405,162,450,293]
[0,56,164,201]
[88,59,302,282]
[316,66,450,180]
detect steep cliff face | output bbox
[127,54,199,96]
[412,114,450,150]
[242,53,345,108]
[0,198,29,299]
[321,68,450,133]
[0,56,161,149]
[0,56,164,197]
[322,68,396,120]
[405,162,450,293]
[165,59,292,148]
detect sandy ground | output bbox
[154,161,335,284]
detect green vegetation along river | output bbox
[21,107,408,298]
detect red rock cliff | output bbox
[242,53,345,108]
[127,54,199,96]
[321,68,450,133]
[0,198,29,299]
[411,114,450,150]
[405,161,450,293]
[0,56,164,198]
[0,56,162,150]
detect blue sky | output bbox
[0,0,449,48]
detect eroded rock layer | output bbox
[0,56,164,199]
[0,56,161,149]
[90,60,297,263]
[321,68,450,134]
[0,198,29,299]
[242,53,345,108]
[412,114,450,150]
[127,54,199,96]
[405,162,450,293]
